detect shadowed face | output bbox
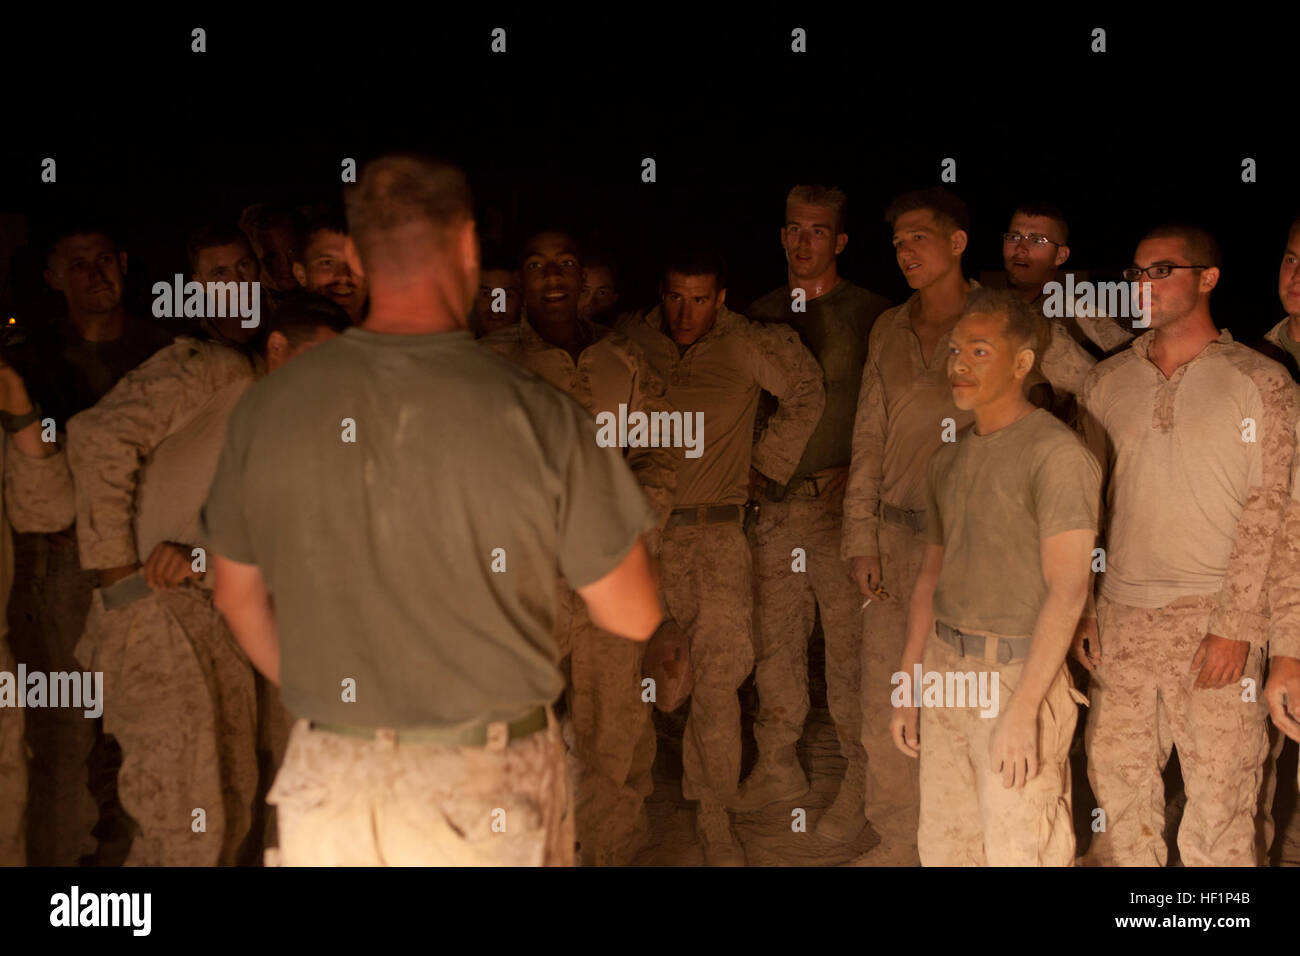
[1003,212,1068,292]
[294,229,368,322]
[476,267,522,333]
[521,232,583,325]
[662,271,724,346]
[1280,226,1300,318]
[781,202,845,280]
[892,209,964,290]
[46,234,126,314]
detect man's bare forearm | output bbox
[1006,585,1085,718]
[217,593,280,685]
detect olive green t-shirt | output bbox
[200,327,656,729]
[924,408,1100,636]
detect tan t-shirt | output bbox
[924,408,1100,636]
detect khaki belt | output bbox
[311,705,547,747]
[935,621,1031,664]
[665,504,744,530]
[879,502,926,535]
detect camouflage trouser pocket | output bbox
[266,720,333,814]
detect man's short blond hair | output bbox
[344,154,473,258]
[786,184,848,234]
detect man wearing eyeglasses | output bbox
[1002,203,1134,361]
[1073,225,1295,866]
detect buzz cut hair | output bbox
[662,242,728,291]
[884,186,970,237]
[186,223,251,273]
[1287,215,1300,244]
[252,290,353,354]
[344,154,474,259]
[1141,223,1222,270]
[1012,200,1070,245]
[961,287,1047,359]
[518,226,584,269]
[294,201,351,264]
[786,184,848,234]
[239,201,297,239]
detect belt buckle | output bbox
[997,639,1012,665]
[486,721,509,752]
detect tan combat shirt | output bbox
[617,305,825,508]
[66,337,256,571]
[481,315,676,527]
[1078,329,1298,646]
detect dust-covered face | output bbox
[947,311,1031,412]
[893,209,963,290]
[1280,226,1300,318]
[1130,237,1209,330]
[47,234,126,314]
[296,229,368,322]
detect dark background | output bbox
[1,11,1293,335]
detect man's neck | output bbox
[1151,309,1219,371]
[359,281,467,335]
[67,307,126,343]
[787,265,840,302]
[1286,312,1300,344]
[973,393,1035,436]
[1007,275,1048,304]
[915,268,970,326]
[531,313,583,354]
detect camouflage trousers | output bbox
[77,582,258,866]
[1085,595,1270,867]
[0,635,26,865]
[918,628,1082,866]
[6,529,99,866]
[860,521,926,852]
[751,492,865,784]
[1258,720,1300,863]
[660,520,754,805]
[555,583,656,865]
[269,709,573,866]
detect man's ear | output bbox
[717,287,727,309]
[1016,346,1037,379]
[460,218,479,277]
[43,267,62,292]
[835,232,848,256]
[1055,244,1070,269]
[118,251,128,276]
[951,229,968,257]
[292,262,307,287]
[1201,266,1221,293]
[265,329,289,370]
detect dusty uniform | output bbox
[481,316,675,865]
[1079,330,1296,866]
[67,337,259,865]
[1038,321,1096,400]
[6,314,175,866]
[202,327,657,866]
[619,305,824,807]
[1030,288,1135,358]
[0,441,77,865]
[918,409,1099,865]
[842,294,976,855]
[1255,317,1300,861]
[746,280,889,807]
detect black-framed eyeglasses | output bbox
[1121,264,1211,281]
[1002,232,1061,247]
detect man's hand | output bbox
[850,555,884,597]
[1072,616,1101,672]
[98,563,142,588]
[142,541,203,589]
[890,705,920,758]
[1265,656,1300,744]
[1190,633,1249,690]
[989,703,1039,789]
[747,466,768,500]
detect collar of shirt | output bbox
[1130,326,1233,367]
[514,313,608,357]
[640,303,746,349]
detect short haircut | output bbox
[479,244,519,276]
[1287,215,1300,244]
[1140,223,1222,270]
[884,187,970,237]
[786,184,848,234]
[961,287,1046,357]
[1012,200,1069,244]
[252,290,352,354]
[581,247,620,285]
[344,154,473,259]
[518,226,583,268]
[186,223,251,273]
[239,201,297,238]
[294,202,350,263]
[43,222,118,267]
[662,242,728,290]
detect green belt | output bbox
[666,504,744,529]
[935,621,1030,664]
[311,706,547,747]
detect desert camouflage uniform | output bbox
[66,337,259,865]
[1079,330,1295,866]
[620,305,824,808]
[482,316,675,865]
[0,440,77,865]
[744,279,889,825]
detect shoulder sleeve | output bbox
[4,443,75,533]
[199,388,259,565]
[1033,430,1102,540]
[555,400,659,589]
[747,319,826,485]
[922,450,944,546]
